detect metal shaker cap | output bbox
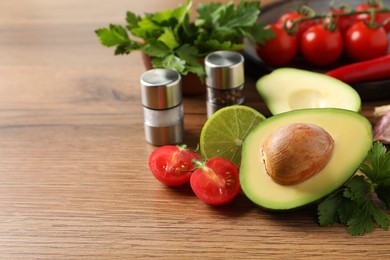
[205,51,244,89]
[140,69,182,109]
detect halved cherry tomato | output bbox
[148,145,199,186]
[344,20,389,61]
[300,23,344,67]
[190,158,240,206]
[256,23,298,67]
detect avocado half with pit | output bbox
[240,108,373,210]
[256,68,361,115]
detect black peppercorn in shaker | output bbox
[140,69,184,146]
[205,50,245,118]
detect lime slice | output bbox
[200,105,266,166]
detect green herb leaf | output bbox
[158,28,180,50]
[343,175,371,201]
[95,24,142,55]
[175,44,200,66]
[96,0,272,80]
[360,141,390,183]
[318,190,343,226]
[95,24,129,47]
[152,54,186,74]
[245,23,275,45]
[318,141,390,236]
[126,11,140,29]
[143,40,171,58]
[346,199,376,236]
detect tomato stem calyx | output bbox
[285,6,390,34]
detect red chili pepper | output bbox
[326,54,390,83]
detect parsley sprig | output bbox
[95,0,273,81]
[318,142,390,236]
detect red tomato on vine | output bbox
[344,20,389,61]
[355,2,390,32]
[300,23,344,67]
[256,23,298,67]
[328,8,357,34]
[277,11,316,41]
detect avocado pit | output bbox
[262,123,334,185]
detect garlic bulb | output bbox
[374,110,390,144]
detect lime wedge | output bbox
[200,105,266,166]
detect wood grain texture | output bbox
[0,0,389,259]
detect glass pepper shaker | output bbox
[205,50,245,118]
[140,68,184,146]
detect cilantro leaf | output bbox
[343,175,371,201]
[346,200,376,236]
[360,141,390,183]
[318,190,344,226]
[347,198,389,236]
[337,197,359,225]
[318,142,390,236]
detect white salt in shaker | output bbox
[140,69,184,146]
[205,51,245,118]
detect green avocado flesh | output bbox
[256,68,361,115]
[240,108,373,210]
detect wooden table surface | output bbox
[1,0,390,259]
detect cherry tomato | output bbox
[300,23,344,67]
[344,20,389,61]
[256,23,298,67]
[355,2,390,32]
[277,11,317,41]
[148,145,199,186]
[190,158,240,206]
[327,8,356,34]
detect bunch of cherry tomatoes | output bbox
[256,0,390,67]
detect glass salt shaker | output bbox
[140,68,184,146]
[205,50,245,118]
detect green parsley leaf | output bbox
[318,190,344,226]
[158,28,180,50]
[343,175,371,202]
[318,141,390,236]
[360,141,390,183]
[126,11,140,29]
[96,0,271,79]
[346,199,376,236]
[245,23,275,45]
[95,24,129,47]
[337,196,359,225]
[152,54,186,74]
[142,40,171,58]
[175,44,200,66]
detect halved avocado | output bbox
[240,108,373,210]
[256,68,361,115]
